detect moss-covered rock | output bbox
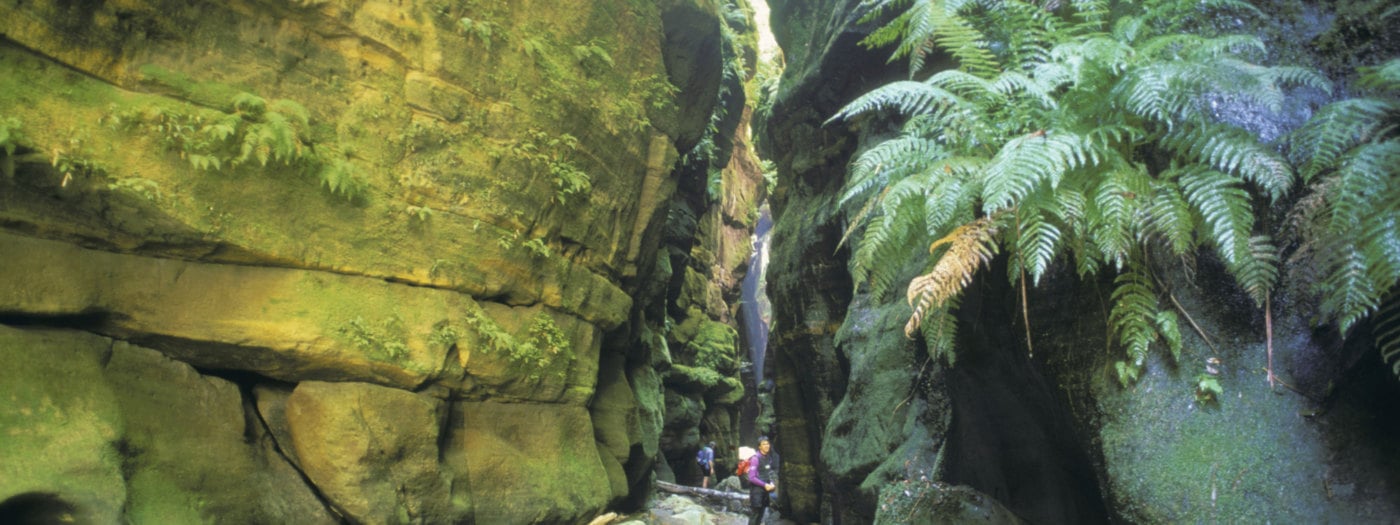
[285,381,453,524]
[0,326,334,524]
[0,328,126,524]
[0,0,751,518]
[821,292,949,521]
[873,481,1025,525]
[447,401,612,524]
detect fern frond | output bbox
[1231,235,1279,307]
[1319,246,1381,332]
[270,99,311,127]
[1139,34,1263,60]
[1116,67,1172,124]
[927,69,1001,98]
[1142,181,1196,256]
[1358,58,1400,92]
[992,70,1058,109]
[929,0,1001,77]
[919,297,962,365]
[829,81,967,122]
[1180,167,1254,265]
[231,92,267,114]
[840,186,889,251]
[1110,261,1162,366]
[983,131,1099,212]
[1088,165,1149,269]
[854,196,925,299]
[1375,292,1400,380]
[925,170,980,235]
[844,135,946,207]
[906,218,999,337]
[1325,142,1400,234]
[1016,208,1063,285]
[1261,65,1333,94]
[1155,309,1183,362]
[1291,98,1395,182]
[1164,126,1293,201]
[1068,0,1110,37]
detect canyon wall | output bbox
[0,0,762,522]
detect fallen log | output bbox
[655,480,749,503]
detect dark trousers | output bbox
[748,486,769,525]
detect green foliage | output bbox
[507,129,592,205]
[571,39,615,73]
[1377,294,1400,379]
[523,237,551,258]
[1194,372,1223,404]
[463,303,576,382]
[836,0,1320,376]
[111,92,365,200]
[406,205,434,223]
[430,323,461,350]
[458,17,501,50]
[338,316,410,362]
[1287,58,1400,335]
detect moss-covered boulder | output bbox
[0,326,333,524]
[447,401,612,524]
[285,381,453,523]
[873,481,1025,525]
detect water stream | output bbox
[738,206,772,440]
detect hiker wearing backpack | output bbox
[697,441,716,488]
[742,436,776,525]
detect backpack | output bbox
[735,457,752,481]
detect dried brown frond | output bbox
[905,217,1000,337]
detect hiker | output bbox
[743,436,776,525]
[696,441,716,488]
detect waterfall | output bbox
[740,206,772,390]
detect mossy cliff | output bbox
[759,0,1400,524]
[632,0,768,489]
[0,0,758,522]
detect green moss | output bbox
[137,64,249,110]
[672,312,739,372]
[668,363,723,388]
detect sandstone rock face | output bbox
[285,381,450,523]
[0,326,334,524]
[0,0,757,522]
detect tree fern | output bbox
[836,0,1324,377]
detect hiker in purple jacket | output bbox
[746,436,776,525]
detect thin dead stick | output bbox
[1169,292,1218,355]
[1266,293,1276,390]
[894,357,933,414]
[1021,272,1033,358]
[1015,213,1034,358]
